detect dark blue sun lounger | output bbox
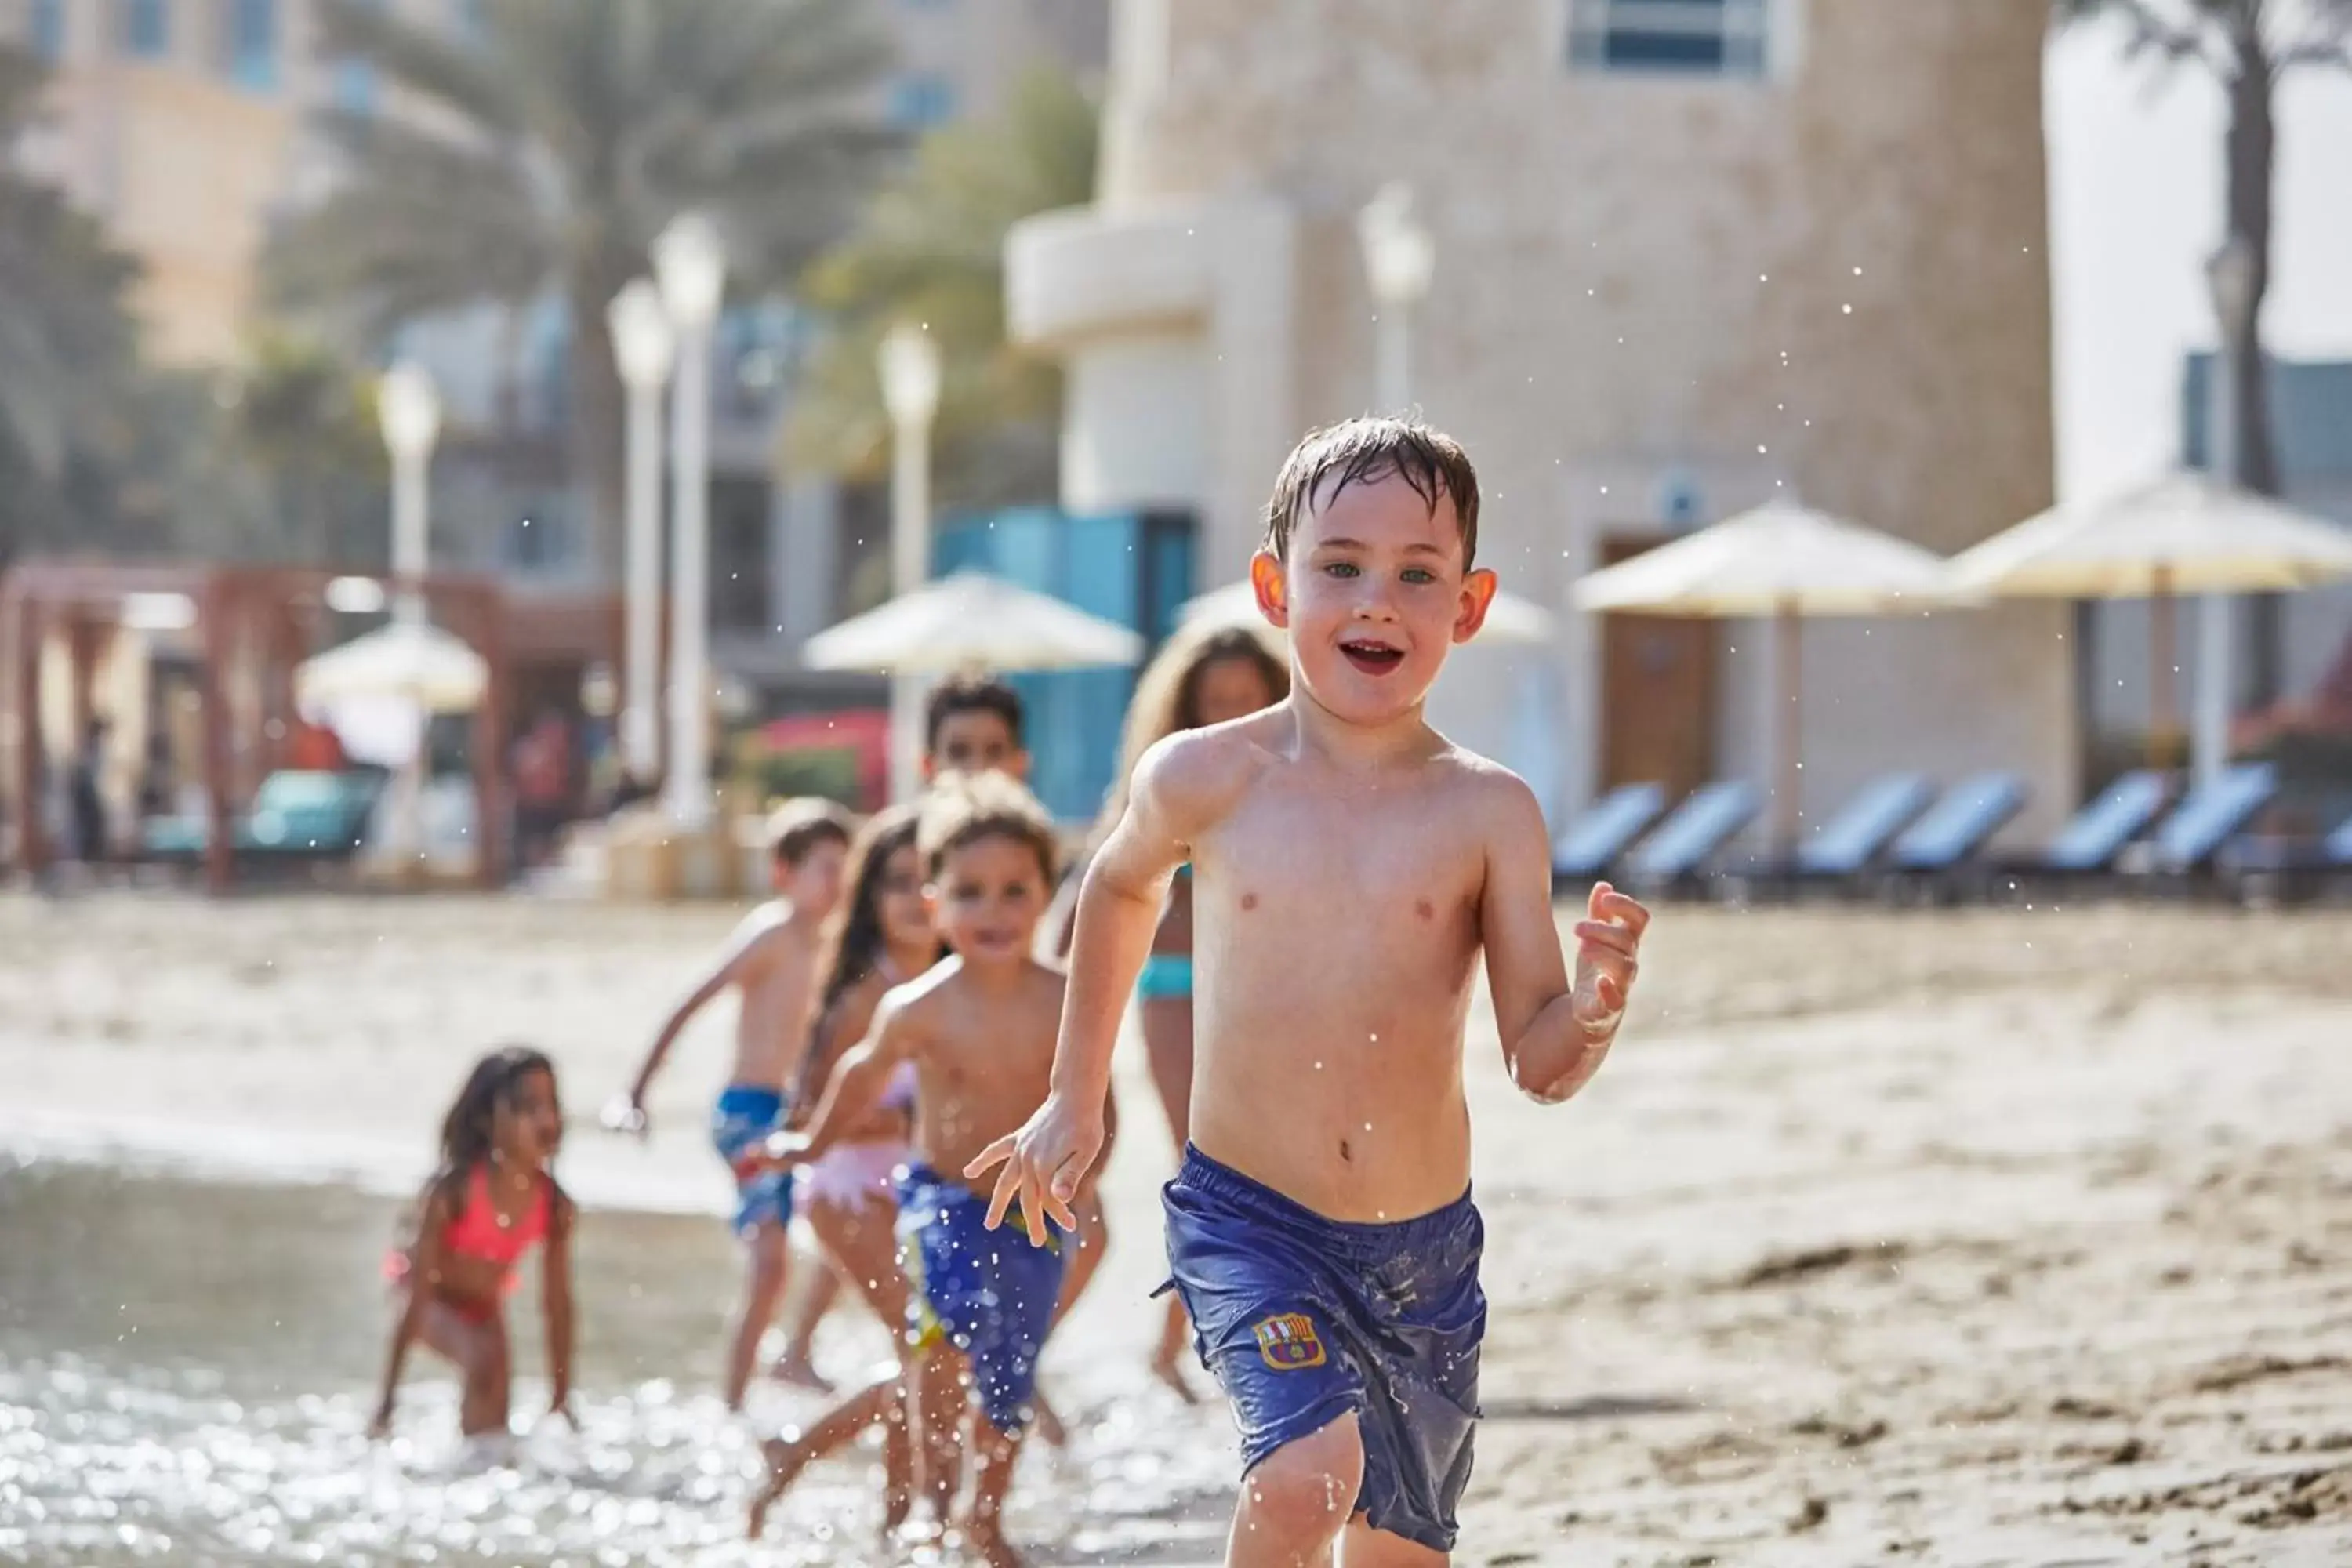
[1622,780,1761,892]
[1553,782,1667,883]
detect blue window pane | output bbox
[31,0,65,60]
[888,73,956,129]
[122,0,171,57]
[1606,28,1724,69]
[930,508,1196,822]
[227,0,278,89]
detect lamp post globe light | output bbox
[607,278,676,787]
[652,213,725,829]
[1357,182,1435,413]
[878,321,943,803]
[2193,234,2258,789]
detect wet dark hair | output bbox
[920,770,1058,884]
[768,796,853,868]
[924,671,1025,752]
[436,1044,557,1181]
[815,804,945,1014]
[1261,416,1482,569]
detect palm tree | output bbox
[2056,0,2350,500]
[2056,0,2350,702]
[267,0,902,583]
[785,67,1098,518]
[0,45,143,559]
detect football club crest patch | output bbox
[1252,1312,1327,1370]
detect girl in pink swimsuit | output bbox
[776,805,945,1532]
[372,1045,576,1439]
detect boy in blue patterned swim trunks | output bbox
[753,773,1071,1566]
[608,800,851,1411]
[973,419,1651,1564]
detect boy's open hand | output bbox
[964,1091,1102,1245]
[1570,881,1648,1037]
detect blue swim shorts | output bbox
[895,1163,1066,1435]
[710,1083,795,1236]
[1160,1145,1486,1554]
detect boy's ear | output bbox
[1007,748,1032,783]
[1451,568,1499,645]
[1249,551,1290,630]
[919,752,938,785]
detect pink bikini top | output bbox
[443,1165,551,1272]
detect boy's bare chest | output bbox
[1200,789,1483,937]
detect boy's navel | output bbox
[1414,898,1435,920]
[1240,892,1259,912]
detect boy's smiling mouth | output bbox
[1338,637,1406,675]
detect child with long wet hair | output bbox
[1073,619,1288,1395]
[768,805,946,1530]
[372,1046,576,1440]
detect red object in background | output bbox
[286,717,347,773]
[760,709,890,809]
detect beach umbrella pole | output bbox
[2148,562,2177,768]
[1775,597,1802,856]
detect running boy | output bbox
[750,772,1068,1568]
[971,417,1650,1566]
[607,797,853,1410]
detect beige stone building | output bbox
[1009,0,2077,840]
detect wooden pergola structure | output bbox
[2,561,517,894]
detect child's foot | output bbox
[767,1349,835,1393]
[745,1434,815,1538]
[1148,1345,1200,1404]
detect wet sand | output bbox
[2,891,2350,1564]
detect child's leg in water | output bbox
[966,1417,1029,1568]
[747,1374,909,1537]
[911,1343,968,1526]
[725,1221,792,1412]
[747,1195,916,1536]
[417,1299,511,1437]
[768,1236,840,1392]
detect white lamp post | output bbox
[878,321,942,803]
[377,361,441,625]
[2195,234,2256,789]
[652,212,725,828]
[1356,182,1436,413]
[607,278,675,789]
[375,360,442,871]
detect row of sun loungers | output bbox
[1552,763,2351,902]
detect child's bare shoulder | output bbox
[878,958,963,1035]
[1432,742,1548,840]
[1137,707,1286,832]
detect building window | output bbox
[31,0,66,60]
[1567,0,1771,78]
[225,0,278,90]
[888,72,956,129]
[121,0,172,58]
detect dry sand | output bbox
[2,890,2350,1564]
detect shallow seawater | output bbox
[0,1161,1234,1566]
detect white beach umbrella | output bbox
[1572,499,1948,850]
[1177,578,1557,645]
[295,621,488,713]
[1944,472,2352,768]
[801,570,1144,674]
